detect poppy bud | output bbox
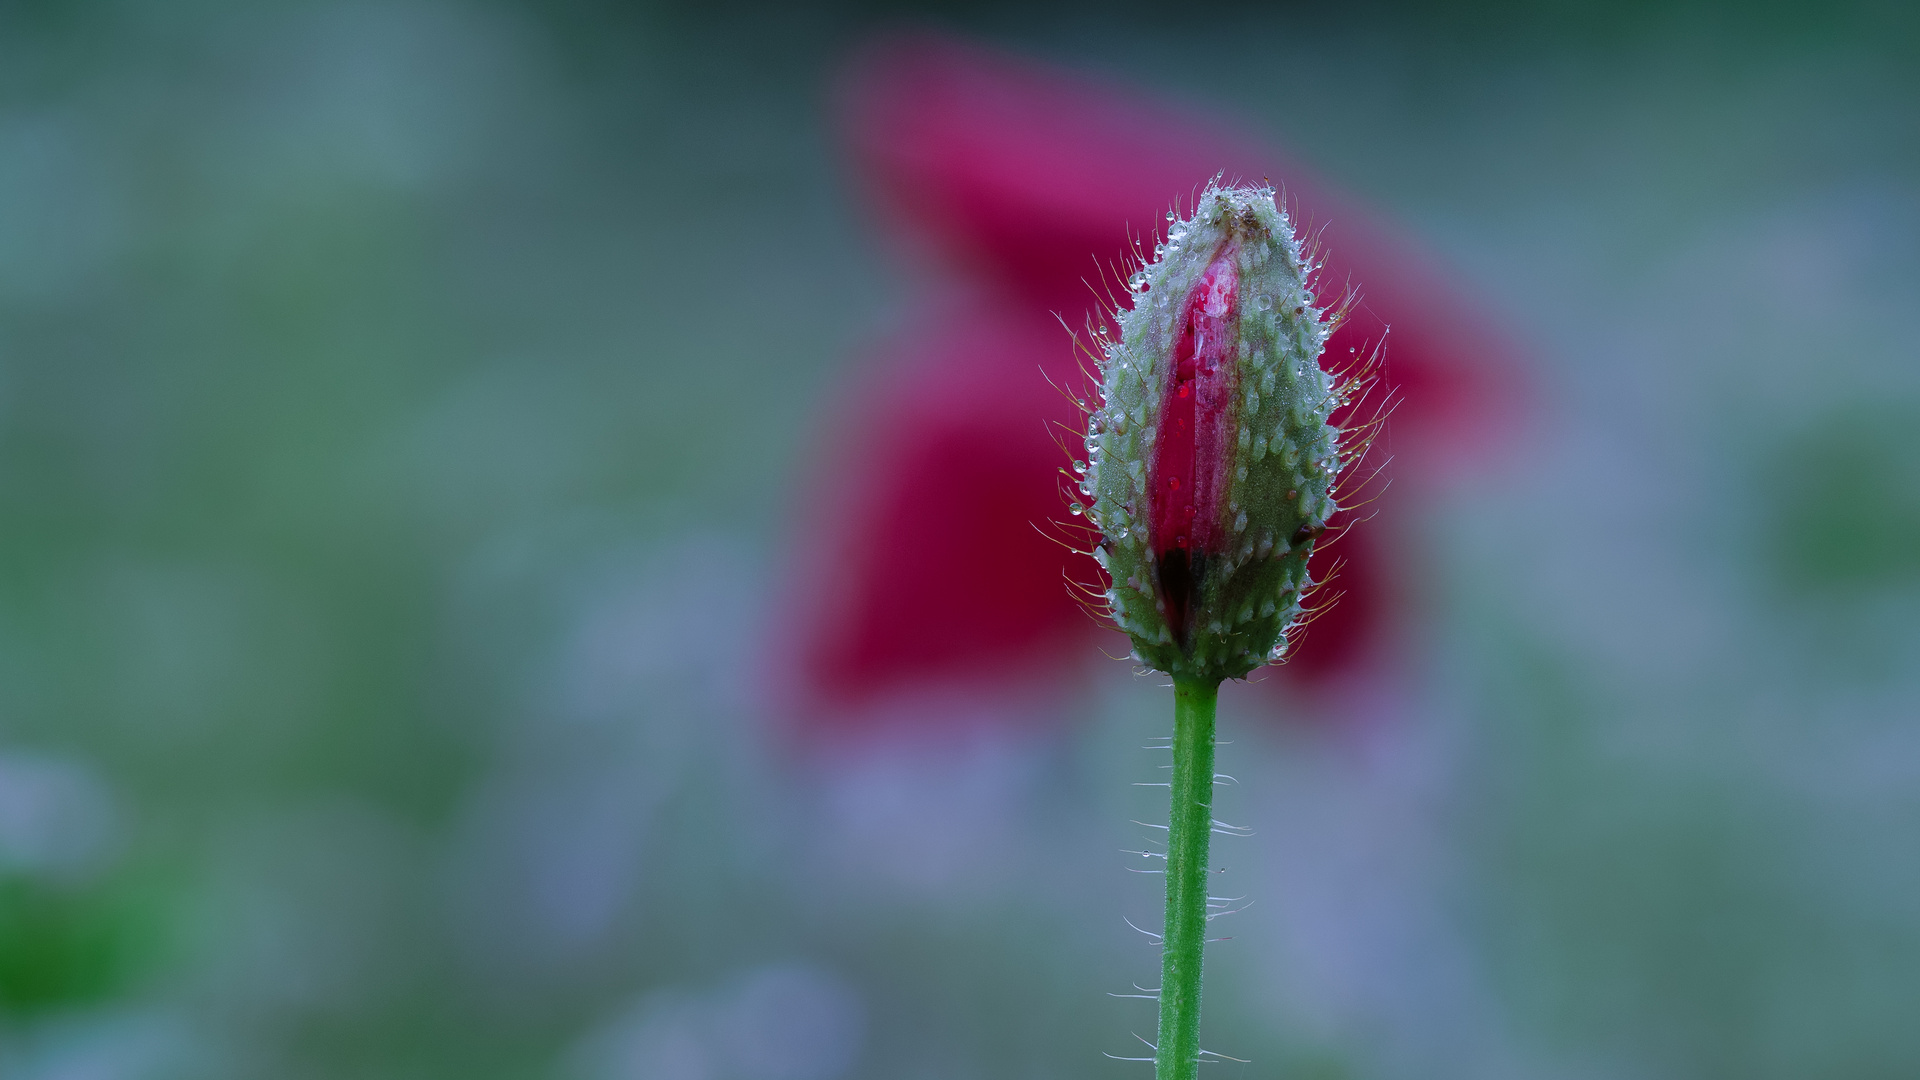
[1084,181,1354,682]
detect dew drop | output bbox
[1072,460,1088,474]
[1069,502,1085,515]
[1255,295,1272,310]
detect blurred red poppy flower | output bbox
[783,32,1521,730]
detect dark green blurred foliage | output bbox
[1769,403,1920,595]
[0,874,157,1015]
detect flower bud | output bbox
[1084,182,1352,682]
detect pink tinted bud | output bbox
[1085,182,1359,681]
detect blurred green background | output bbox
[2,1,1918,1077]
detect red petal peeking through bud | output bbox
[1151,249,1241,644]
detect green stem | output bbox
[1156,675,1220,1080]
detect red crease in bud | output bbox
[1150,248,1240,644]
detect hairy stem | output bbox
[1156,675,1220,1080]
